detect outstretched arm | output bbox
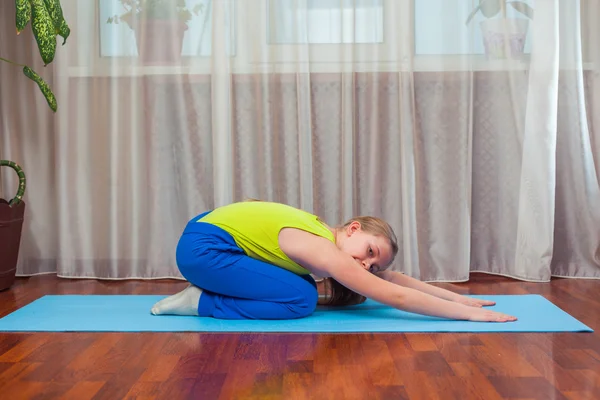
[376,271,495,308]
[279,229,515,322]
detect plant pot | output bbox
[0,160,26,291]
[480,18,529,60]
[132,19,189,65]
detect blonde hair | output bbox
[317,216,398,306]
[341,216,399,261]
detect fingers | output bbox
[474,299,495,306]
[462,297,496,307]
[466,300,485,308]
[493,313,517,322]
[464,298,517,322]
[470,310,518,322]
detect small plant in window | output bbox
[106,0,204,29]
[106,0,204,64]
[465,0,534,60]
[465,0,533,25]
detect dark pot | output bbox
[0,160,26,291]
[132,19,189,65]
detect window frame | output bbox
[265,0,386,45]
[66,0,594,77]
[241,0,408,67]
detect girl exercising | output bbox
[151,200,516,322]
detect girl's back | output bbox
[198,201,335,275]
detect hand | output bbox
[455,295,496,308]
[468,307,517,323]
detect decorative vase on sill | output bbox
[107,0,203,65]
[0,161,26,291]
[465,0,534,60]
[480,18,529,60]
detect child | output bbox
[151,201,516,322]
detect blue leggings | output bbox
[175,211,318,320]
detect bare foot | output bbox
[150,284,202,316]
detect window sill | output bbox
[66,56,596,77]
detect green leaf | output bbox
[15,0,32,33]
[0,160,26,206]
[22,66,57,112]
[30,0,57,65]
[466,0,505,25]
[44,0,71,45]
[508,1,534,19]
[192,4,203,15]
[465,4,482,25]
[480,0,503,18]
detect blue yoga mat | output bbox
[0,294,592,333]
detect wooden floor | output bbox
[0,274,598,400]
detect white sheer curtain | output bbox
[0,0,598,282]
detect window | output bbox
[98,0,236,57]
[79,0,587,76]
[414,0,534,55]
[267,0,384,45]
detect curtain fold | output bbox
[513,0,560,281]
[0,0,598,282]
[551,0,600,278]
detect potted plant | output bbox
[0,161,26,291]
[465,0,534,60]
[0,0,69,290]
[107,0,204,64]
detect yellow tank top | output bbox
[198,201,335,275]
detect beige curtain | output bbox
[1,0,598,282]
